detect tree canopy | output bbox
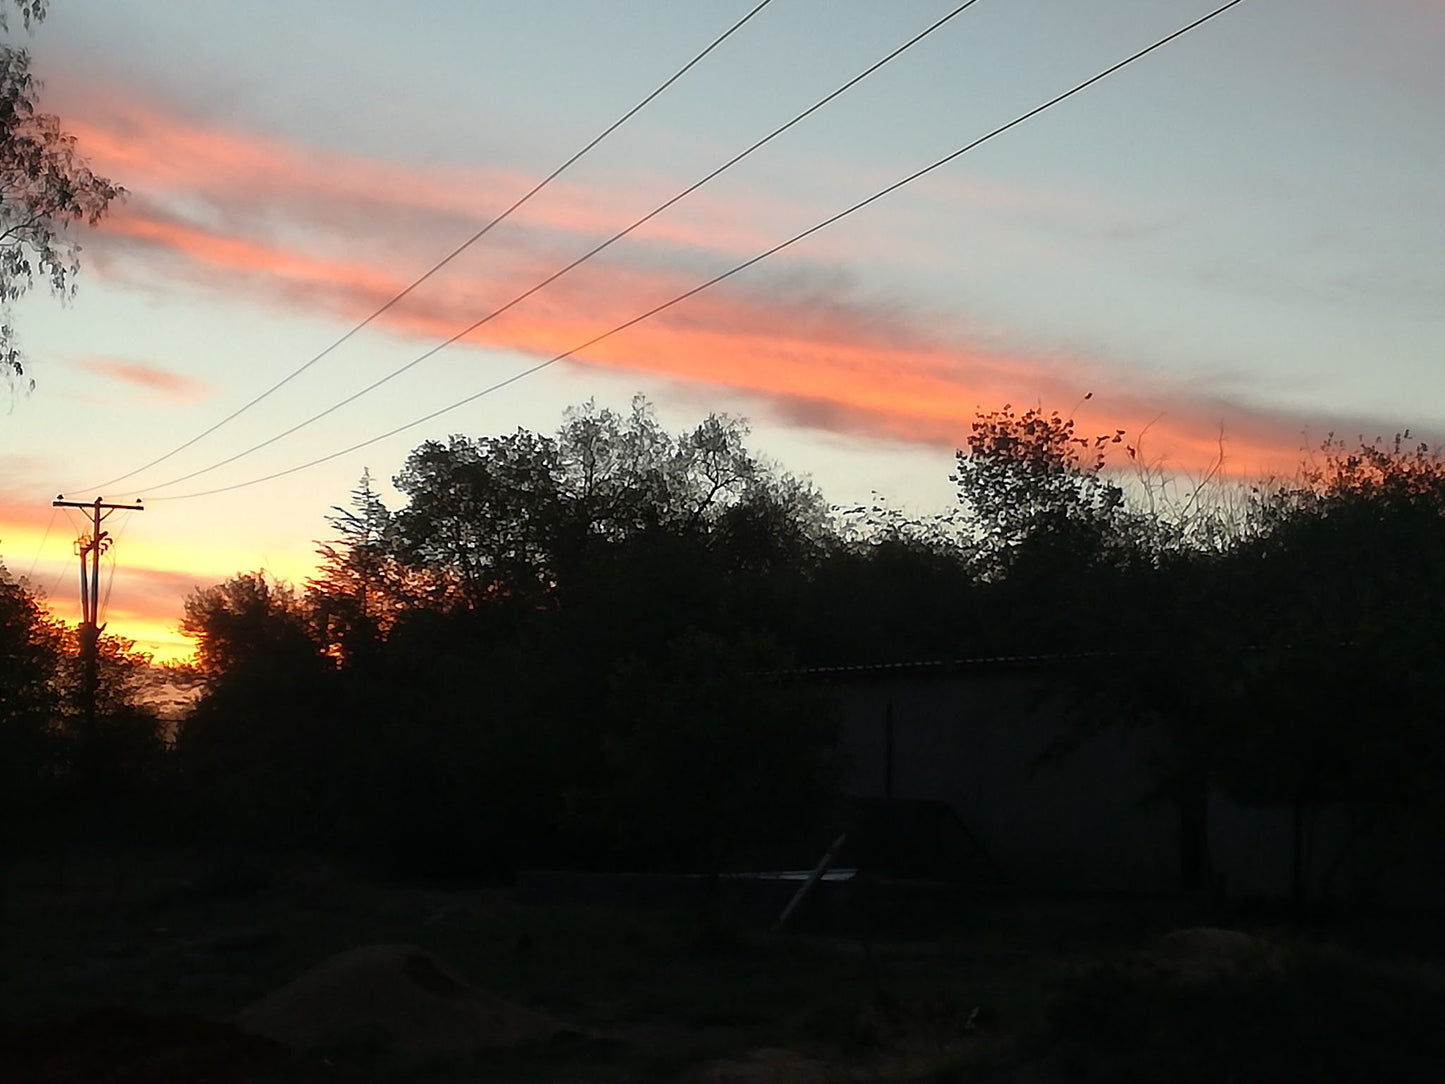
[13,392,1441,900]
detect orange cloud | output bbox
[64,86,1387,487]
[17,76,1431,665]
[95,185,1333,486]
[74,356,210,402]
[65,97,787,263]
[101,206,405,296]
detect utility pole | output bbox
[52,495,144,722]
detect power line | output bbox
[99,545,118,622]
[140,0,987,495]
[22,505,59,583]
[45,522,78,595]
[44,514,83,595]
[85,0,779,494]
[46,553,75,599]
[57,506,87,551]
[149,0,1248,504]
[98,509,137,623]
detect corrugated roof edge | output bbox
[765,650,1119,679]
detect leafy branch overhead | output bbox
[0,2,123,388]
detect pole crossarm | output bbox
[52,496,146,513]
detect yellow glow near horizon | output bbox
[13,519,322,667]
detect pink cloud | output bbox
[63,97,790,263]
[94,170,1347,483]
[0,490,61,536]
[58,85,1409,483]
[74,356,209,402]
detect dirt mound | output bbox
[235,943,563,1060]
[0,1006,287,1084]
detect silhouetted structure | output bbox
[813,656,1440,905]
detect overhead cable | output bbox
[85,0,778,493]
[22,505,59,583]
[141,0,987,494]
[150,0,1248,503]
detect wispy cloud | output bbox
[74,356,210,402]
[66,98,791,262]
[64,86,1403,481]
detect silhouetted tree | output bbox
[953,404,1129,576]
[49,629,167,809]
[947,404,1146,662]
[0,558,59,721]
[951,404,1254,890]
[1058,428,1445,902]
[308,469,407,664]
[1213,435,1445,907]
[51,627,159,717]
[176,572,338,840]
[579,630,839,875]
[0,563,171,855]
[799,499,980,665]
[180,571,322,679]
[323,399,840,874]
[391,429,562,611]
[0,561,64,855]
[388,397,831,618]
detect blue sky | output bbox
[2,0,1441,657]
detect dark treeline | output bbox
[4,397,1445,897]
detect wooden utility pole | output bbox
[51,495,144,721]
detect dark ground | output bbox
[3,848,1444,1083]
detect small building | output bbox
[809,656,1367,902]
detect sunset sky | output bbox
[1,0,1441,661]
